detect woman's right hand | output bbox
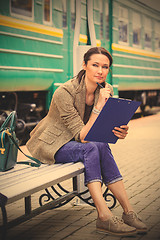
[95,85,111,111]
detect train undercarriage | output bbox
[119,90,160,111]
[0,91,47,145]
[0,89,160,144]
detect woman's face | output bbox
[83,53,110,85]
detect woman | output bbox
[26,47,147,236]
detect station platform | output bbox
[1,109,160,240]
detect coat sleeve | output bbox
[53,87,84,141]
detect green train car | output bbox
[0,0,160,143]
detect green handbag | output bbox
[0,111,41,171]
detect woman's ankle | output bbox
[123,207,134,215]
[98,212,113,221]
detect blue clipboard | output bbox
[84,98,141,144]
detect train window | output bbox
[71,0,75,30]
[132,12,141,47]
[105,1,109,40]
[118,6,128,44]
[10,0,33,20]
[43,0,52,25]
[62,0,67,28]
[155,21,160,52]
[144,16,152,49]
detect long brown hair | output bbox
[77,47,113,83]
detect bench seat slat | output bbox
[0,163,63,179]
[0,163,78,189]
[0,162,84,204]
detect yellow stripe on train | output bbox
[112,43,160,59]
[0,15,63,38]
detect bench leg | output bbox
[39,177,79,209]
[0,193,8,239]
[73,176,78,192]
[0,206,7,239]
[25,196,31,215]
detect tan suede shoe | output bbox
[96,216,137,236]
[122,211,147,233]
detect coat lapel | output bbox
[94,87,100,106]
[74,76,103,121]
[74,77,86,120]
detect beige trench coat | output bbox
[26,77,113,164]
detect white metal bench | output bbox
[0,160,116,238]
[0,162,85,236]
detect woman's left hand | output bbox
[112,125,129,139]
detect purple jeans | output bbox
[55,141,122,186]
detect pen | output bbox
[96,82,112,97]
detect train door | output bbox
[98,0,118,97]
[98,0,114,89]
[73,0,97,76]
[72,0,117,96]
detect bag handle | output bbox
[4,130,41,167]
[0,111,17,132]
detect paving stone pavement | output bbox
[1,110,160,240]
